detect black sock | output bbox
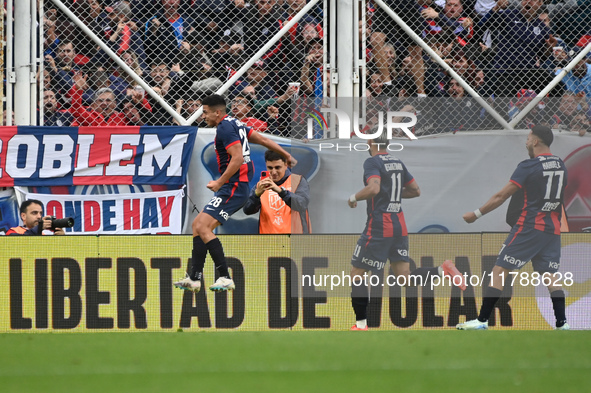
[190,237,207,281]
[411,266,440,281]
[207,238,230,278]
[478,287,503,322]
[351,278,369,321]
[551,290,567,327]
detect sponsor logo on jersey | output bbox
[503,254,527,268]
[361,257,386,270]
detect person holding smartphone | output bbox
[243,150,312,234]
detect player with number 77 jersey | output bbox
[458,125,570,330]
[174,94,296,294]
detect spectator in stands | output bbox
[43,10,60,60]
[68,72,130,126]
[280,0,323,68]
[507,88,545,129]
[451,49,486,92]
[371,0,438,97]
[548,91,588,131]
[208,32,247,83]
[144,0,194,65]
[234,0,283,71]
[568,111,590,136]
[479,0,554,97]
[556,51,591,105]
[81,66,129,107]
[104,1,147,69]
[145,85,174,125]
[41,68,53,91]
[146,61,173,98]
[546,0,591,47]
[538,12,572,71]
[423,29,458,97]
[67,0,109,60]
[44,41,88,105]
[2,110,15,126]
[366,72,386,98]
[56,40,88,71]
[369,42,397,93]
[230,94,278,133]
[300,38,324,97]
[231,60,277,102]
[173,97,207,127]
[421,0,475,46]
[43,89,74,127]
[432,78,482,132]
[117,50,145,87]
[122,88,153,126]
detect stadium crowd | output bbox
[34,0,591,136]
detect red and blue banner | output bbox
[18,188,185,234]
[0,126,197,187]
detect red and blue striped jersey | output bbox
[363,153,414,238]
[214,116,254,183]
[510,154,567,235]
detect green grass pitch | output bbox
[1,331,589,393]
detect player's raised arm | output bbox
[463,181,520,223]
[247,130,297,167]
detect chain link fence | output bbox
[362,0,591,136]
[40,0,325,137]
[31,0,591,137]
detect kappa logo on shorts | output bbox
[361,257,386,270]
[503,254,527,268]
[219,210,229,220]
[548,261,560,270]
[398,249,408,257]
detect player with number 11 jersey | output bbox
[362,152,414,239]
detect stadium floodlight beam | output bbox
[372,0,513,131]
[185,0,321,127]
[49,0,186,125]
[508,43,591,129]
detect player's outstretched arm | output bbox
[463,181,520,223]
[248,131,297,167]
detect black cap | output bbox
[531,124,554,147]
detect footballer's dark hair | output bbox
[20,199,43,214]
[264,150,286,163]
[531,124,554,147]
[202,94,227,111]
[371,133,389,151]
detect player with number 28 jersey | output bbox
[174,95,295,294]
[215,116,254,184]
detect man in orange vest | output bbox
[243,150,311,234]
[6,200,65,236]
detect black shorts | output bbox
[351,235,409,273]
[202,182,250,224]
[496,226,561,273]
